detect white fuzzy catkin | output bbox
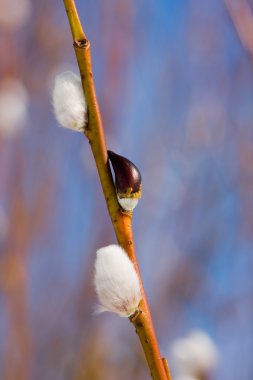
[117,195,139,212]
[0,0,31,31]
[52,71,87,132]
[171,329,218,377]
[94,245,142,317]
[174,376,198,380]
[0,78,29,137]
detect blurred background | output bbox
[0,0,252,379]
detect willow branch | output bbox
[62,1,172,379]
[224,0,253,58]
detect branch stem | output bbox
[63,1,172,379]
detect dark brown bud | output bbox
[108,150,142,199]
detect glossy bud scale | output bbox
[108,150,142,211]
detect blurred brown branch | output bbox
[224,0,253,57]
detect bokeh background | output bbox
[0,0,253,379]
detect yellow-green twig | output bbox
[62,1,172,379]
